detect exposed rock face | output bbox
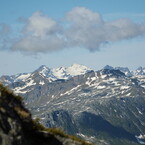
[0,84,91,145]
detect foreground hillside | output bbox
[0,84,92,145]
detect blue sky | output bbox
[0,0,145,75]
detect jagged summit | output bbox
[34,65,51,77]
[35,65,50,72]
[103,65,114,70]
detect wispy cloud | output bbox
[0,23,12,50]
[1,7,145,53]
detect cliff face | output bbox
[0,84,91,145]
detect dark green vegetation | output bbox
[0,84,93,145]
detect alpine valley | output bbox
[1,64,145,145]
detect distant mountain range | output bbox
[1,64,145,145]
[0,64,91,86]
[1,64,145,86]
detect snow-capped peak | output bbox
[31,64,91,80]
[35,65,51,77]
[52,66,69,79]
[67,64,91,76]
[52,64,91,79]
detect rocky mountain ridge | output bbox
[1,64,145,87]
[0,64,91,86]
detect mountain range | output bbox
[1,64,145,145]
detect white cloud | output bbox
[65,7,145,51]
[12,11,65,52]
[10,7,145,53]
[23,11,58,37]
[0,24,12,50]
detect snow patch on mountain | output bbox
[39,80,45,85]
[15,73,31,81]
[120,86,130,90]
[135,134,145,144]
[13,79,36,94]
[60,85,81,96]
